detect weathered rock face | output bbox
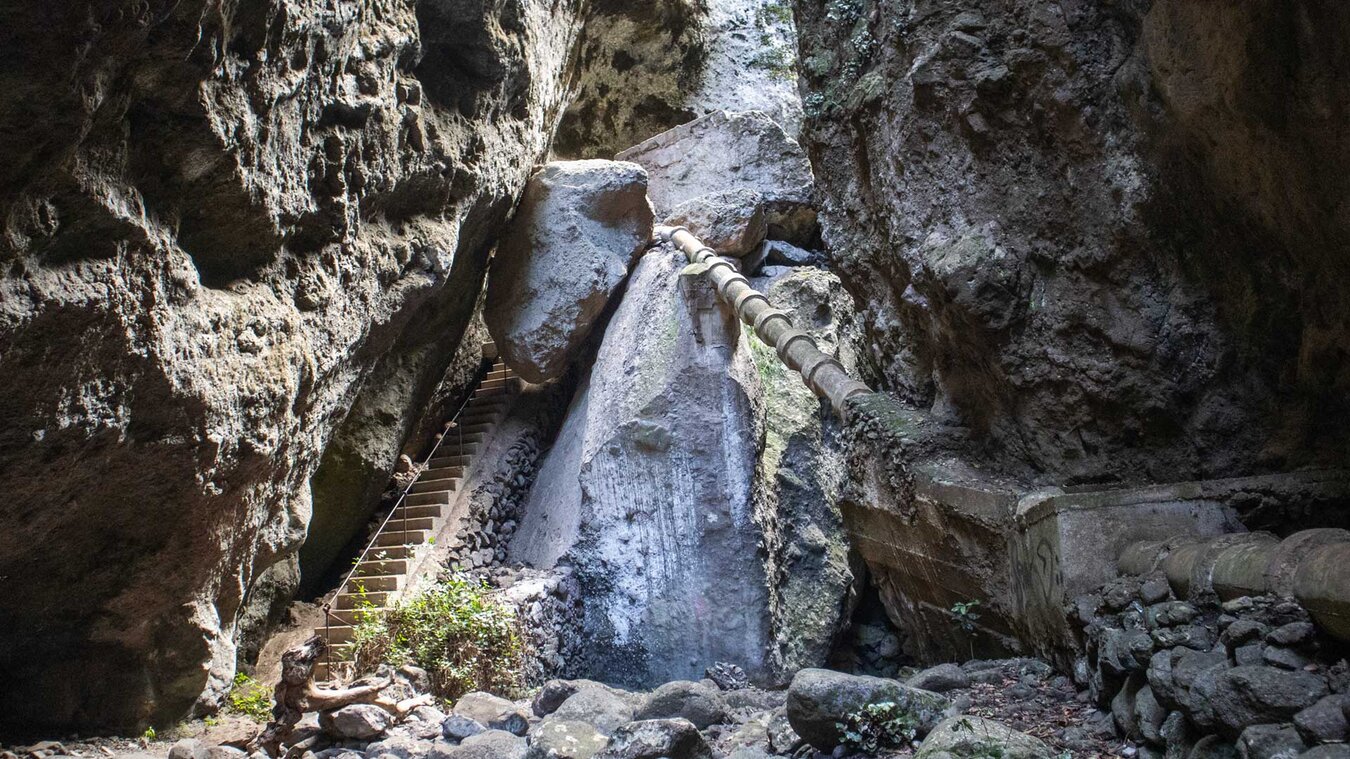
[510,246,860,686]
[510,248,770,683]
[792,0,1350,483]
[0,0,588,734]
[749,267,859,676]
[485,160,655,383]
[555,0,804,159]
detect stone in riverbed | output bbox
[913,716,1050,758]
[485,160,655,383]
[320,703,394,740]
[434,729,528,759]
[906,663,971,693]
[551,686,637,735]
[592,718,713,759]
[786,668,947,750]
[526,718,610,759]
[633,680,728,729]
[451,692,530,736]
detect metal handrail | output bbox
[320,356,494,676]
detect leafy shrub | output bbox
[836,701,920,753]
[226,673,273,722]
[352,576,524,702]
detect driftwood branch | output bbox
[250,635,431,757]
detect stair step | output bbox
[405,490,453,506]
[427,455,471,469]
[336,590,393,609]
[352,559,408,576]
[372,515,438,533]
[374,529,431,547]
[360,544,418,561]
[318,624,355,644]
[410,477,460,495]
[327,642,354,660]
[478,377,511,390]
[344,574,403,592]
[329,607,384,625]
[390,504,443,520]
[420,465,465,480]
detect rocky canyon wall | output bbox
[792,0,1350,485]
[0,0,589,735]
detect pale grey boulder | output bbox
[633,681,729,729]
[786,668,947,750]
[914,716,1051,758]
[451,692,530,736]
[618,111,817,245]
[321,704,395,740]
[664,189,768,257]
[593,718,713,759]
[486,160,655,383]
[526,718,610,759]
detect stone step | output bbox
[319,624,355,644]
[478,377,512,391]
[420,465,465,481]
[329,607,383,625]
[427,454,472,469]
[374,516,438,533]
[390,504,442,520]
[345,574,402,593]
[473,384,511,398]
[352,559,408,577]
[373,529,430,547]
[326,642,354,661]
[405,490,452,507]
[336,590,392,609]
[409,477,461,495]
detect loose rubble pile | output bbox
[1073,573,1350,758]
[445,434,545,572]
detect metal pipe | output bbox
[655,225,871,417]
[1119,528,1350,641]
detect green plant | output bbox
[226,673,273,722]
[836,701,920,753]
[204,716,220,728]
[951,599,982,658]
[352,575,524,702]
[141,727,157,741]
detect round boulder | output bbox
[786,668,948,750]
[915,716,1050,758]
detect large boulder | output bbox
[664,190,768,257]
[633,681,728,729]
[452,692,530,736]
[593,719,713,759]
[435,730,528,759]
[617,111,817,245]
[527,718,610,759]
[914,716,1051,758]
[786,668,948,750]
[550,686,637,736]
[1188,665,1329,737]
[486,160,654,383]
[320,704,395,740]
